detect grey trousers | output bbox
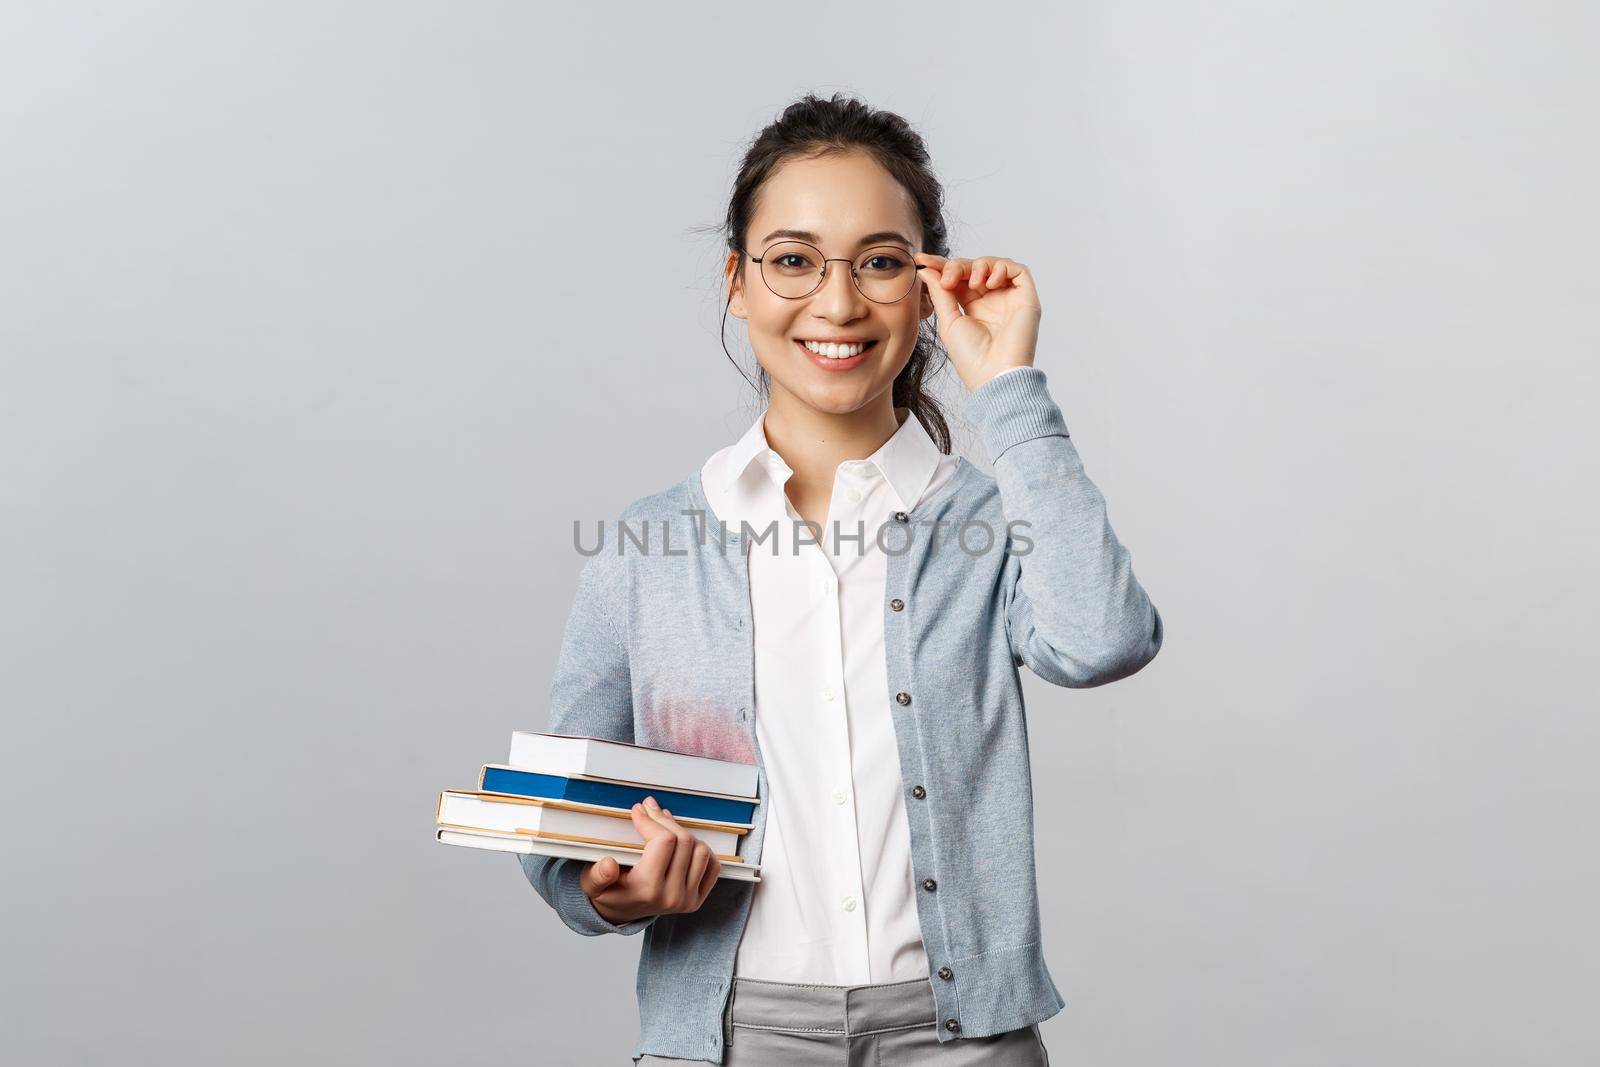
[634,975,1050,1066]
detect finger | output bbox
[632,800,669,841]
[987,259,1012,288]
[651,809,697,912]
[913,251,948,271]
[918,266,962,322]
[1008,261,1038,299]
[641,798,691,887]
[641,795,680,835]
[627,801,677,890]
[966,257,992,295]
[940,258,966,289]
[579,854,619,898]
[685,841,711,907]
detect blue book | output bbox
[477,765,758,826]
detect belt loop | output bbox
[723,979,735,1047]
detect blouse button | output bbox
[911,785,926,799]
[890,598,904,612]
[937,966,953,981]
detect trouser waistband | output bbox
[722,976,937,1046]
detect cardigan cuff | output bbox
[962,366,1070,464]
[556,856,655,936]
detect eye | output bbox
[775,254,811,269]
[861,252,907,272]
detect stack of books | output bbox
[434,732,763,882]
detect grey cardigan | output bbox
[520,366,1163,1064]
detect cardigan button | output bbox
[890,598,904,611]
[893,510,908,523]
[945,1018,960,1032]
[937,966,953,981]
[895,691,911,706]
[921,878,937,892]
[911,785,926,799]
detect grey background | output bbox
[3,2,1596,1064]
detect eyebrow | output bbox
[759,228,915,249]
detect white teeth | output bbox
[801,340,871,358]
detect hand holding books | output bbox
[583,795,722,925]
[433,732,763,885]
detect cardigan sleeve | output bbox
[963,366,1164,688]
[517,545,657,937]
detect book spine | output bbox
[478,767,756,825]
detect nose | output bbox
[811,259,868,322]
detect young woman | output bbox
[521,94,1163,1066]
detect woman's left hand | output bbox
[915,253,1041,392]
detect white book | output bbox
[435,790,747,859]
[436,826,762,883]
[509,732,758,799]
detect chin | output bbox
[798,381,887,416]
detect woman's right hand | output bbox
[579,795,722,925]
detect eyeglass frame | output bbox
[740,239,923,304]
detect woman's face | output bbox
[727,150,935,417]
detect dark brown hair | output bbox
[709,92,954,453]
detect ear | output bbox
[918,278,935,322]
[726,252,748,321]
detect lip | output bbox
[794,337,878,372]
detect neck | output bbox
[762,386,905,498]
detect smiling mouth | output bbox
[795,338,879,359]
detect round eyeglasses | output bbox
[744,240,920,304]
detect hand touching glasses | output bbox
[914,253,1041,394]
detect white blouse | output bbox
[697,403,961,986]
